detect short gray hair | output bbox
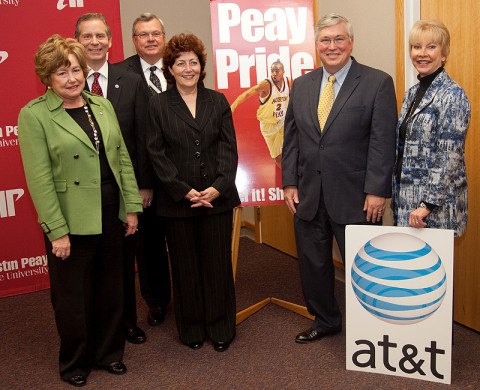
[314,13,353,41]
[132,13,165,36]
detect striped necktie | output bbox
[149,66,163,94]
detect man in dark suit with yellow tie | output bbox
[75,13,157,344]
[282,14,397,343]
[116,13,172,328]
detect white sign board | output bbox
[345,225,453,384]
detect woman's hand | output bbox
[408,208,430,228]
[187,187,219,208]
[125,213,138,236]
[140,189,154,208]
[52,234,71,260]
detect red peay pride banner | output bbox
[0,0,123,298]
[210,0,316,206]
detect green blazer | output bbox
[18,89,142,241]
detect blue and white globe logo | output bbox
[351,233,447,325]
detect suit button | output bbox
[195,152,201,158]
[74,154,79,159]
[320,145,324,150]
[74,180,80,185]
[117,145,121,149]
[200,162,206,169]
[194,139,200,146]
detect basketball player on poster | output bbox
[231,60,291,168]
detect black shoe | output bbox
[213,340,231,352]
[187,341,204,350]
[295,327,341,344]
[65,375,87,387]
[125,325,146,344]
[147,308,165,326]
[106,362,127,375]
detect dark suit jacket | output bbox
[282,58,397,224]
[116,54,152,96]
[86,63,152,189]
[146,84,240,218]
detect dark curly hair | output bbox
[162,33,206,84]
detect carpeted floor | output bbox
[0,237,479,389]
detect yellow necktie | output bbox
[317,75,336,131]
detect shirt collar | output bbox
[139,57,163,73]
[87,61,109,79]
[323,57,352,87]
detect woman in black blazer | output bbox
[146,33,240,352]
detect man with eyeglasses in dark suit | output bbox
[116,13,172,329]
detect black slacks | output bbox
[165,210,236,345]
[46,200,125,380]
[294,192,345,332]
[135,202,171,311]
[123,198,171,328]
[294,191,380,332]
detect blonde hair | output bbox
[409,19,450,58]
[34,34,89,86]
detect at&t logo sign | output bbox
[57,0,84,10]
[351,233,447,324]
[0,189,24,218]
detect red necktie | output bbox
[91,72,103,97]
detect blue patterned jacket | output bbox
[392,70,471,236]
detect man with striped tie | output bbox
[116,13,172,332]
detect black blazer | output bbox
[146,84,240,218]
[116,54,153,96]
[85,63,153,189]
[282,58,397,224]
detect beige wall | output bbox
[119,1,396,88]
[318,0,396,79]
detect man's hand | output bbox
[284,186,299,215]
[363,194,386,223]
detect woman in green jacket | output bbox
[18,35,142,388]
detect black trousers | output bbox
[136,203,171,311]
[123,197,171,328]
[165,210,236,345]
[294,191,380,332]
[46,200,125,380]
[294,194,344,332]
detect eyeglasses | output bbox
[318,36,350,47]
[134,31,164,40]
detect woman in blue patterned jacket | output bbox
[393,19,471,236]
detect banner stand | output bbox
[232,206,313,324]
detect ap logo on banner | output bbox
[57,0,84,10]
